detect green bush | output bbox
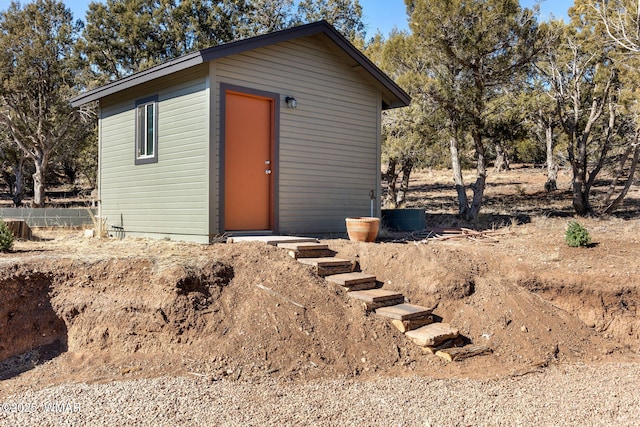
[565,221,591,247]
[0,220,14,252]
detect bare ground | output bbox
[0,165,639,408]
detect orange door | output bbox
[224,91,273,231]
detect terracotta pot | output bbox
[345,217,380,242]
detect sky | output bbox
[365,0,573,35]
[1,0,574,36]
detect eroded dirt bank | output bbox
[1,219,638,398]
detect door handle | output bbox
[265,169,272,175]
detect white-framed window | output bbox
[135,96,158,164]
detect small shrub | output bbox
[0,220,15,252]
[565,221,591,247]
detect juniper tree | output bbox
[0,0,86,207]
[405,0,542,220]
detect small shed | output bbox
[71,21,410,243]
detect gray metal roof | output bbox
[70,20,410,110]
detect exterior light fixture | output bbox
[285,96,297,109]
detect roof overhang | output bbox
[71,21,411,110]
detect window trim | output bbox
[135,96,158,165]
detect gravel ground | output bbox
[1,362,639,426]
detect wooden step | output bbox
[278,242,329,251]
[277,242,329,251]
[405,322,460,347]
[298,257,353,277]
[325,272,377,291]
[375,303,434,321]
[297,257,351,267]
[277,242,333,259]
[289,249,335,259]
[348,289,403,303]
[348,289,405,310]
[227,236,318,245]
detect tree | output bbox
[485,91,530,173]
[590,0,640,52]
[550,33,615,215]
[80,0,366,83]
[526,82,562,191]
[405,0,542,220]
[365,29,445,208]
[0,0,88,207]
[381,101,440,207]
[542,2,636,216]
[598,50,640,214]
[525,20,566,192]
[51,119,97,188]
[297,0,365,42]
[587,0,640,214]
[237,0,297,37]
[0,126,29,206]
[80,0,252,81]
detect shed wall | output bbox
[214,34,380,235]
[99,65,211,242]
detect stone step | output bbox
[375,303,433,321]
[298,257,353,277]
[405,322,460,347]
[348,289,405,311]
[325,272,377,291]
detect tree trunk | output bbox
[493,142,510,172]
[450,135,469,217]
[604,143,640,214]
[468,133,487,221]
[32,156,48,208]
[1,169,16,199]
[2,156,26,207]
[587,101,616,194]
[572,134,591,215]
[567,85,609,216]
[397,157,414,206]
[602,143,633,205]
[544,124,558,192]
[384,158,399,208]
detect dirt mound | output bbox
[328,239,623,370]
[1,218,639,397]
[0,242,417,394]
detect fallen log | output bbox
[431,228,514,241]
[435,344,492,362]
[420,336,466,354]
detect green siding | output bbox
[215,35,380,235]
[99,66,210,242]
[96,35,384,241]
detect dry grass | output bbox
[402,165,640,230]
